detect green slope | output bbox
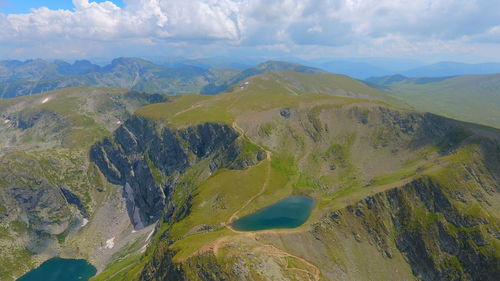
[115,71,498,281]
[200,60,327,94]
[137,70,400,126]
[370,74,500,129]
[1,70,499,281]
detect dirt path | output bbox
[189,232,321,281]
[178,121,446,280]
[256,244,321,281]
[228,121,272,225]
[182,121,322,279]
[227,121,322,280]
[185,230,321,281]
[172,103,202,117]
[228,160,271,223]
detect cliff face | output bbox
[90,116,263,229]
[0,88,173,280]
[388,179,498,281]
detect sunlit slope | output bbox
[370,73,500,129]
[1,70,497,281]
[0,87,167,150]
[90,71,500,281]
[136,71,402,126]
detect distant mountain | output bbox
[364,74,409,86]
[0,58,330,98]
[0,58,242,98]
[301,59,500,79]
[367,73,500,128]
[401,61,500,77]
[201,60,327,94]
[315,61,391,79]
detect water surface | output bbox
[232,196,315,231]
[17,258,96,281]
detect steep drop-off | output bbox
[90,117,264,229]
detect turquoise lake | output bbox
[17,258,96,281]
[231,196,315,231]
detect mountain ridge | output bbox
[0,69,498,281]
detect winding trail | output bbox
[181,121,322,280]
[256,244,321,281]
[172,103,202,117]
[228,121,272,224]
[227,121,321,280]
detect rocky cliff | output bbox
[90,116,264,229]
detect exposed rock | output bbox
[91,116,263,229]
[280,108,291,118]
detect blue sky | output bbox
[0,0,123,14]
[0,0,499,62]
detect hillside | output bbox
[201,60,327,94]
[1,71,499,281]
[367,74,500,129]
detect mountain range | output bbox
[2,57,500,99]
[0,58,324,98]
[167,57,500,79]
[0,64,498,281]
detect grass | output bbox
[145,152,164,184]
[135,71,402,129]
[171,228,236,261]
[135,95,213,120]
[0,248,33,281]
[383,74,500,129]
[170,161,270,239]
[371,169,417,186]
[91,238,149,281]
[3,69,499,280]
[10,220,28,234]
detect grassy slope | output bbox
[136,71,401,126]
[2,71,498,280]
[96,71,500,280]
[92,71,409,280]
[380,74,500,129]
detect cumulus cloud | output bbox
[0,0,240,42]
[0,0,498,58]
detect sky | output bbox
[0,0,499,62]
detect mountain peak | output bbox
[256,60,326,74]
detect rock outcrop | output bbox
[91,116,263,229]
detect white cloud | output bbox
[0,0,240,42]
[0,0,498,59]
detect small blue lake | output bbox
[231,196,315,231]
[17,258,96,281]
